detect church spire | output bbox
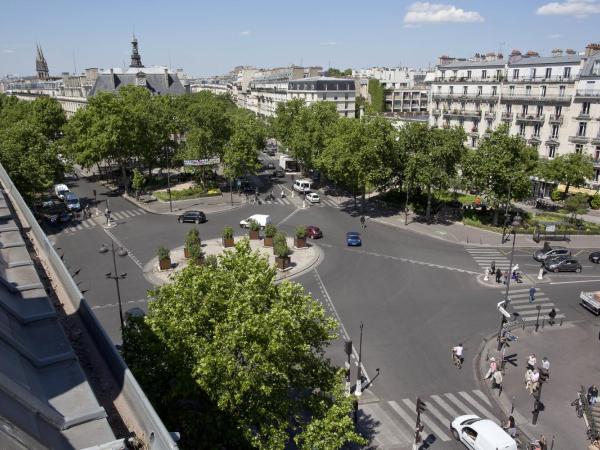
[129,35,144,68]
[35,43,49,80]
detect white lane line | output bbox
[458,391,498,420]
[550,279,600,285]
[515,307,557,315]
[388,401,417,430]
[135,208,146,214]
[509,297,550,304]
[430,395,459,417]
[81,221,91,228]
[364,403,408,445]
[103,229,144,270]
[402,399,451,441]
[76,224,84,230]
[472,390,492,407]
[276,207,300,226]
[119,210,132,218]
[112,212,124,219]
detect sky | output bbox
[1,0,599,77]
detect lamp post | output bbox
[355,321,364,397]
[99,242,128,333]
[497,213,522,350]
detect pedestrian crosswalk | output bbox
[259,196,340,207]
[61,208,147,235]
[506,287,565,323]
[363,389,498,447]
[466,247,512,273]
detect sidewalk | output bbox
[123,191,246,215]
[477,321,600,448]
[514,201,600,226]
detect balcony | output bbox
[549,115,564,124]
[501,112,513,121]
[569,135,590,144]
[432,109,442,116]
[515,114,545,124]
[575,90,600,99]
[500,94,571,104]
[433,76,505,84]
[444,109,482,118]
[485,112,497,119]
[592,135,600,145]
[507,76,575,84]
[432,92,499,102]
[574,113,592,121]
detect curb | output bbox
[122,192,247,216]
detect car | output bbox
[54,184,70,200]
[589,251,600,263]
[265,148,276,156]
[346,232,362,246]
[450,415,517,450]
[177,210,206,224]
[64,192,81,211]
[544,255,582,273]
[240,214,271,228]
[306,225,323,239]
[305,192,320,203]
[533,246,570,262]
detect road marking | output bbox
[276,207,300,226]
[364,402,408,445]
[458,391,497,420]
[91,297,151,310]
[401,399,451,441]
[472,389,492,407]
[549,279,600,284]
[414,401,453,441]
[513,302,555,310]
[430,394,458,417]
[120,210,132,218]
[103,228,144,270]
[388,401,417,431]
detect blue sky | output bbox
[1,0,599,77]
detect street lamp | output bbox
[99,242,128,333]
[497,213,522,350]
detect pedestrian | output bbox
[529,369,540,394]
[484,357,497,379]
[588,385,599,406]
[360,215,366,229]
[529,286,536,303]
[538,434,547,450]
[105,208,110,225]
[525,368,534,392]
[501,416,516,438]
[548,308,556,326]
[492,369,503,394]
[527,353,537,370]
[503,270,509,285]
[490,260,496,275]
[495,267,502,283]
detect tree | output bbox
[538,153,594,195]
[272,98,304,152]
[131,168,145,199]
[402,123,467,221]
[123,240,364,449]
[326,68,352,77]
[564,193,589,223]
[462,125,537,225]
[367,79,387,113]
[223,109,266,182]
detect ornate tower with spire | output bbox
[35,43,49,80]
[129,35,144,68]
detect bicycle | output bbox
[451,350,463,369]
[571,395,584,418]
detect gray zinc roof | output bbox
[439,59,507,69]
[509,54,582,67]
[89,70,186,96]
[288,77,355,91]
[580,53,600,77]
[0,191,119,449]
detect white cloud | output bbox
[404,2,484,24]
[536,0,600,18]
[1,49,15,54]
[240,31,251,36]
[322,41,338,46]
[547,33,562,39]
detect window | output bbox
[555,105,562,117]
[437,85,442,93]
[345,102,348,109]
[487,119,493,129]
[551,124,559,138]
[467,70,472,79]
[507,104,512,113]
[492,86,497,96]
[513,69,520,79]
[534,123,541,137]
[522,105,528,115]
[509,85,515,95]
[345,93,349,100]
[578,122,587,136]
[333,96,338,100]
[559,85,566,97]
[548,145,556,158]
[322,93,326,100]
[595,168,600,182]
[575,144,583,154]
[594,61,600,76]
[450,86,454,94]
[582,102,590,115]
[526,86,532,96]
[440,71,446,79]
[564,67,571,78]
[482,70,487,79]
[477,86,482,95]
[519,123,526,136]
[595,147,600,160]
[537,105,543,117]
[545,68,552,79]
[496,69,503,79]
[463,86,468,95]
[531,68,537,80]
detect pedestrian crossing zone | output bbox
[62,208,147,235]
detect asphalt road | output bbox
[53,173,600,449]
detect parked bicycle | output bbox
[571,394,584,418]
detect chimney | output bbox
[525,51,540,58]
[498,53,504,60]
[164,68,170,87]
[509,49,522,63]
[551,48,563,57]
[585,43,600,56]
[565,48,576,55]
[438,55,454,66]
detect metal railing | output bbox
[0,163,178,450]
[515,114,545,122]
[575,90,600,97]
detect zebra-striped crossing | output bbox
[506,287,565,323]
[363,389,498,448]
[466,247,512,272]
[62,208,147,235]
[260,196,340,207]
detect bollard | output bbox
[550,434,555,450]
[511,396,515,414]
[560,318,563,326]
[537,268,544,280]
[485,350,489,361]
[542,318,545,329]
[484,268,489,281]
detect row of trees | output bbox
[273,99,596,222]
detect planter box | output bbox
[275,256,291,271]
[294,236,307,248]
[222,237,234,248]
[249,229,260,240]
[264,236,274,247]
[184,247,190,258]
[159,257,172,271]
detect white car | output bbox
[450,415,517,450]
[239,214,272,228]
[54,184,69,200]
[305,192,320,203]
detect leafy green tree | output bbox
[272,98,305,152]
[223,109,265,182]
[402,123,467,221]
[564,193,589,222]
[123,240,364,449]
[538,153,594,194]
[131,168,146,199]
[367,79,387,113]
[326,68,352,77]
[29,96,66,140]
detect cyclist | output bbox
[360,215,366,229]
[452,343,464,367]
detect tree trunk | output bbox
[426,185,432,222]
[564,182,570,195]
[493,208,500,226]
[361,186,366,216]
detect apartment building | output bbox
[429,44,600,183]
[287,77,356,117]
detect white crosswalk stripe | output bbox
[466,247,512,272]
[506,286,564,323]
[382,390,497,445]
[59,208,147,236]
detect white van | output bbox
[239,214,272,229]
[293,179,312,194]
[450,415,517,450]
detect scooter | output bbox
[266,192,275,201]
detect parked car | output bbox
[533,246,570,262]
[346,232,362,246]
[177,210,206,224]
[274,169,285,178]
[64,192,81,211]
[54,183,70,200]
[450,415,517,450]
[543,255,582,273]
[306,225,323,239]
[589,251,600,264]
[240,214,271,228]
[305,192,320,203]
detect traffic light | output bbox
[416,397,427,414]
[344,340,353,356]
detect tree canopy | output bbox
[538,152,594,194]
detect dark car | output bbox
[589,251,600,264]
[346,231,362,246]
[543,255,582,273]
[177,210,206,224]
[306,225,323,239]
[533,246,570,262]
[274,169,285,178]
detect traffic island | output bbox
[143,236,322,286]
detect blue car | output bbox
[346,231,362,246]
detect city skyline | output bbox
[1,0,600,77]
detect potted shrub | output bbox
[184,228,201,258]
[187,237,204,265]
[294,226,307,248]
[273,232,290,270]
[222,227,234,248]
[264,223,277,247]
[248,219,260,240]
[157,246,171,271]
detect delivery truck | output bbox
[580,291,600,315]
